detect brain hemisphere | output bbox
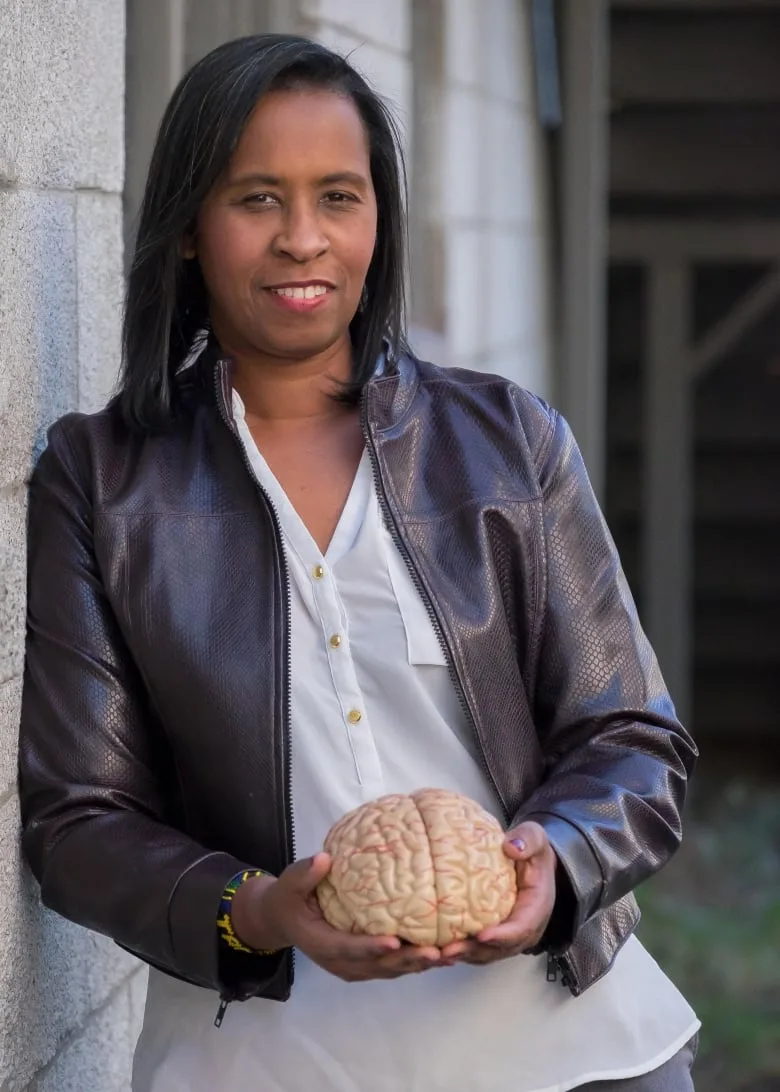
[317,789,517,946]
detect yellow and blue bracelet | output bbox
[217,869,278,956]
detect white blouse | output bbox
[131,390,698,1092]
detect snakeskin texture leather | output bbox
[19,350,696,1004]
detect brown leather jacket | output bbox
[19,349,696,1013]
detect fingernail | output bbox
[511,838,526,850]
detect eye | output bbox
[324,191,358,205]
[242,193,280,208]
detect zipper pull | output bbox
[214,998,229,1028]
[546,954,558,982]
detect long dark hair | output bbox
[119,35,409,430]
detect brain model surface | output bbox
[316,788,517,946]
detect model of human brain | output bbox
[316,788,517,946]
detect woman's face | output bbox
[191,88,378,363]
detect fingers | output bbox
[440,939,469,960]
[442,897,547,956]
[373,944,445,976]
[476,920,545,950]
[502,821,550,862]
[443,938,528,965]
[284,852,332,894]
[301,912,402,962]
[476,894,551,949]
[445,934,529,963]
[316,942,452,982]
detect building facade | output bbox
[0,2,556,1086]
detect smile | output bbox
[264,282,334,313]
[270,284,330,300]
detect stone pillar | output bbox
[125,0,187,251]
[0,2,146,1088]
[436,0,553,395]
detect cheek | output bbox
[197,214,262,288]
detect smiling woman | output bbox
[121,35,407,430]
[20,32,700,1092]
[187,90,378,375]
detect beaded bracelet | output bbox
[217,868,278,956]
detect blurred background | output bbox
[1,1,778,1089]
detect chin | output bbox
[261,328,345,361]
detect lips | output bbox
[263,281,334,313]
[269,284,330,300]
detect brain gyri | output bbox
[316,788,517,946]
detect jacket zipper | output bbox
[361,390,580,996]
[212,362,296,1027]
[359,393,507,821]
[210,368,576,1004]
[546,952,577,990]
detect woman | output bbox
[19,34,699,1092]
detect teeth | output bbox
[272,285,329,299]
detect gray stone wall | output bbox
[0,2,553,1086]
[0,2,145,1089]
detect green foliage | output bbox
[637,778,780,1091]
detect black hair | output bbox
[118,34,409,429]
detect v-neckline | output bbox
[241,434,372,568]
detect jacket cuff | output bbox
[168,851,255,988]
[518,812,604,952]
[168,850,289,1000]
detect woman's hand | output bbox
[231,853,450,981]
[440,820,557,965]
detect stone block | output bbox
[483,0,532,104]
[486,337,552,400]
[444,0,483,89]
[0,677,23,797]
[486,225,547,357]
[0,0,124,191]
[34,979,140,1092]
[485,227,521,353]
[445,225,486,362]
[443,87,483,222]
[128,966,149,1030]
[486,103,541,228]
[0,190,78,491]
[311,25,412,146]
[302,0,410,54]
[0,797,141,1090]
[0,487,27,690]
[77,193,125,414]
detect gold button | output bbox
[329,634,342,649]
[312,564,325,580]
[347,709,362,724]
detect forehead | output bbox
[229,88,371,177]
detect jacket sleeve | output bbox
[513,408,697,950]
[19,418,284,997]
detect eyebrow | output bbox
[228,171,370,190]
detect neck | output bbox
[225,336,354,422]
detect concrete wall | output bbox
[0,2,146,1089]
[302,0,553,397]
[0,2,553,1086]
[440,0,552,395]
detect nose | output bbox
[273,201,329,263]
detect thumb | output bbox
[503,821,549,861]
[286,851,332,894]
